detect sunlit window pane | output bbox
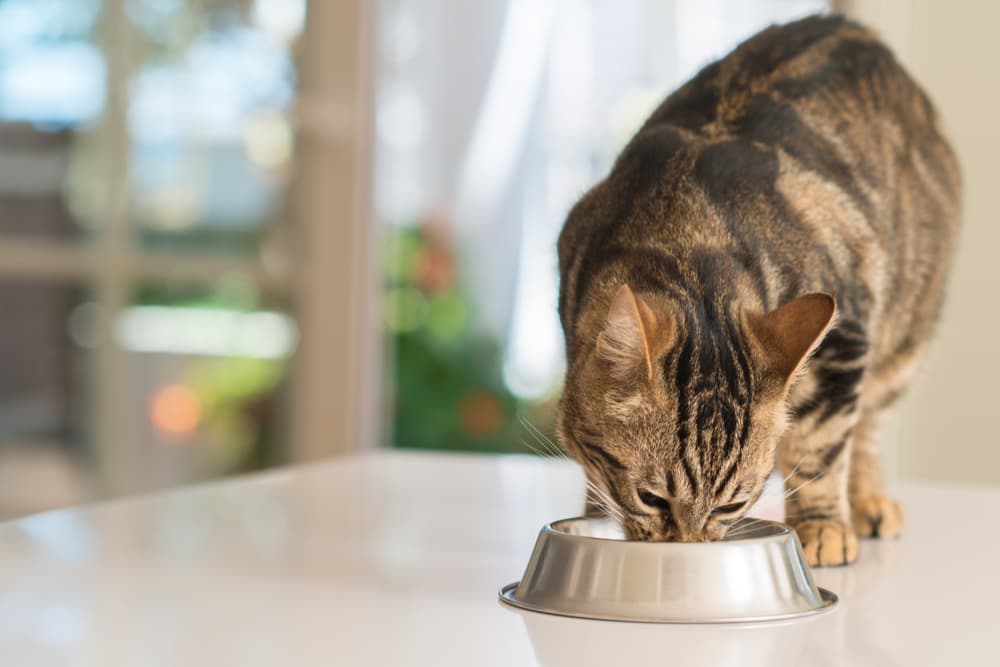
[127,0,302,253]
[0,0,105,239]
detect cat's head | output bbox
[558,284,835,541]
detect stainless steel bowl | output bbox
[500,517,836,623]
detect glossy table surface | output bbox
[0,450,995,666]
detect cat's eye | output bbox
[637,489,672,512]
[712,500,747,516]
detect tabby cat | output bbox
[556,15,959,566]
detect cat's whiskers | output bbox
[587,486,624,523]
[519,426,565,461]
[587,498,622,523]
[783,471,824,501]
[585,479,625,524]
[724,517,769,538]
[782,459,805,485]
[515,418,626,525]
[734,462,817,522]
[519,417,566,458]
[721,467,824,537]
[520,437,557,459]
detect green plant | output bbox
[383,224,556,453]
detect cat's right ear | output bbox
[596,284,674,381]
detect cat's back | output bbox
[645,14,916,137]
[558,14,960,353]
[645,14,957,191]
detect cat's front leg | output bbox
[849,409,904,538]
[779,421,859,567]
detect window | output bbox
[377,0,829,453]
[0,0,371,515]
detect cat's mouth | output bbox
[621,519,731,542]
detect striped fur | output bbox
[556,15,960,565]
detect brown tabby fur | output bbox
[555,15,960,566]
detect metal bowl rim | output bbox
[498,582,838,624]
[545,516,791,545]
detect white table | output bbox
[0,451,994,666]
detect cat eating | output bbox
[555,15,959,566]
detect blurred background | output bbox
[0,0,994,519]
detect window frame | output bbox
[0,0,378,496]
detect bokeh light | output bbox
[150,384,201,440]
[243,113,293,169]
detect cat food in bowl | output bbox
[499,517,836,623]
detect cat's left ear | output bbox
[596,284,675,381]
[744,292,837,389]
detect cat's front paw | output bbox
[793,519,859,567]
[851,494,904,538]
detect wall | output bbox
[842,1,1000,484]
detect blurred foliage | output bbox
[134,273,267,311]
[134,281,288,472]
[187,354,285,471]
[384,222,558,454]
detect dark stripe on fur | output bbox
[582,442,627,472]
[817,325,870,363]
[722,317,754,454]
[792,365,864,423]
[672,334,695,455]
[681,454,699,493]
[820,437,849,469]
[714,457,739,495]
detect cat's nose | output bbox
[672,512,713,542]
[673,532,702,543]
[672,524,709,542]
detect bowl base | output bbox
[498,582,838,624]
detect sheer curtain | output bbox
[377,0,829,444]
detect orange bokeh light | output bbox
[150,384,201,440]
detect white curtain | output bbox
[376,0,829,399]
